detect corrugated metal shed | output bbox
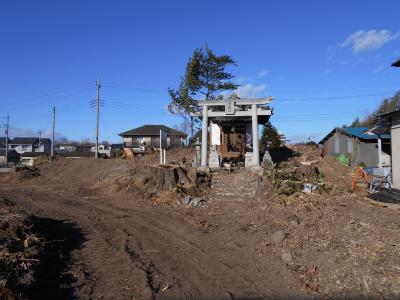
[319,127,390,144]
[342,127,390,140]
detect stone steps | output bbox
[208,170,258,202]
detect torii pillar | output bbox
[200,105,208,167]
[251,103,260,167]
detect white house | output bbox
[9,137,51,155]
[57,145,77,152]
[119,125,187,150]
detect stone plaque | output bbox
[225,101,235,115]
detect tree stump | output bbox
[137,164,191,193]
[298,161,319,178]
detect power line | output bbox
[103,105,173,116]
[103,81,166,94]
[5,85,93,112]
[6,82,92,106]
[104,99,165,110]
[274,110,371,120]
[278,91,394,102]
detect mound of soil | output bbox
[0,167,40,184]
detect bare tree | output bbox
[173,122,190,136]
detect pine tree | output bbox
[349,91,400,127]
[260,121,281,151]
[168,46,238,129]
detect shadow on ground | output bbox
[269,146,299,165]
[24,217,86,300]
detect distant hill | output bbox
[350,91,400,127]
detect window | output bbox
[21,145,30,151]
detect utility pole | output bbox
[95,80,101,159]
[4,113,9,168]
[51,106,55,157]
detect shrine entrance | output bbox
[195,94,273,169]
[220,122,247,161]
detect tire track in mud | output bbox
[123,240,161,299]
[53,193,268,298]
[74,201,253,299]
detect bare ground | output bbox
[1,150,400,299]
[0,157,305,299]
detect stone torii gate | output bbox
[195,94,273,170]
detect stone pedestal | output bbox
[192,138,201,168]
[208,145,220,168]
[245,152,257,168]
[261,150,274,170]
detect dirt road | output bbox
[0,163,306,299]
[4,155,399,299]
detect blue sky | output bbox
[1,0,400,143]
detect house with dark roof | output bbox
[0,149,20,166]
[119,125,187,149]
[0,137,9,149]
[9,137,51,155]
[319,127,391,168]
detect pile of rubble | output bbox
[266,160,330,196]
[256,144,400,297]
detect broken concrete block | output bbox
[271,229,286,244]
[302,183,317,194]
[181,196,206,208]
[281,250,293,263]
[289,219,300,227]
[182,196,192,205]
[192,197,206,207]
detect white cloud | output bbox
[326,46,336,61]
[373,64,386,74]
[341,30,399,53]
[235,83,267,98]
[236,77,251,84]
[8,127,67,140]
[9,127,41,138]
[257,70,268,78]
